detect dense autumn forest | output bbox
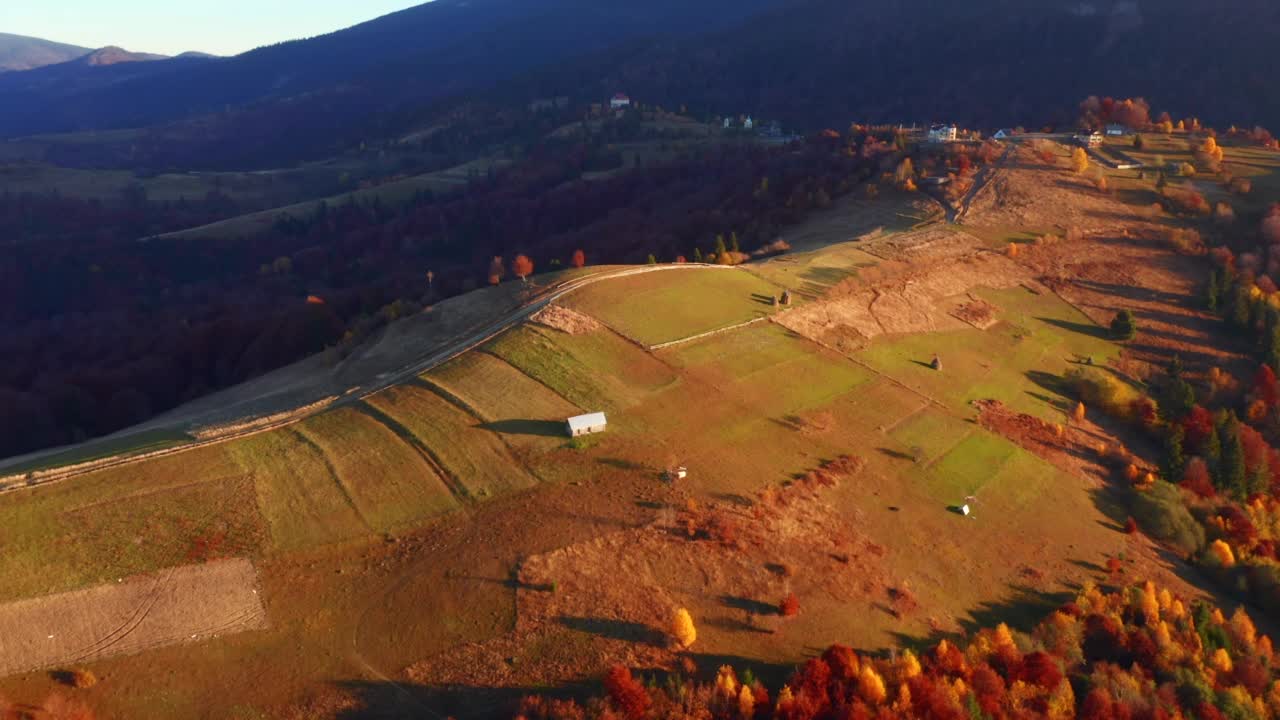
[524,582,1278,720]
[0,126,891,459]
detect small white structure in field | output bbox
[610,93,632,110]
[994,128,1013,140]
[662,466,688,483]
[960,504,971,516]
[566,412,608,437]
[744,116,754,130]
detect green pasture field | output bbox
[365,386,539,499]
[485,324,678,413]
[0,444,257,603]
[561,267,783,346]
[295,407,461,533]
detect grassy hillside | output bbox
[1,147,1270,717]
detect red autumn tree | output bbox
[487,256,504,285]
[511,254,534,282]
[603,666,650,720]
[780,593,800,617]
[1181,406,1216,451]
[1181,457,1216,498]
[571,249,586,268]
[1254,365,1279,409]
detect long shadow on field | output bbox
[888,584,1076,653]
[336,679,596,720]
[558,616,666,646]
[1035,316,1110,340]
[721,594,780,616]
[479,419,566,437]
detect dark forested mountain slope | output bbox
[5,0,1279,169]
[0,0,786,145]
[557,0,1280,131]
[0,33,91,73]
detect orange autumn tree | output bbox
[512,254,534,283]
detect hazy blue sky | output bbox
[2,1,426,56]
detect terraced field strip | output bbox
[365,386,539,499]
[0,264,743,496]
[297,407,462,533]
[0,558,267,678]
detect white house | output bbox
[1105,124,1132,137]
[743,116,754,130]
[609,93,631,110]
[928,124,958,143]
[566,412,608,437]
[993,128,1013,140]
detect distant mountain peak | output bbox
[81,46,168,66]
[0,32,91,72]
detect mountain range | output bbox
[3,0,1280,167]
[0,32,186,73]
[0,32,91,72]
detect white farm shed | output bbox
[566,412,608,437]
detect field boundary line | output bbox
[648,316,769,350]
[0,264,741,495]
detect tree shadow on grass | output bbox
[597,457,650,472]
[479,419,566,438]
[558,616,666,646]
[1036,316,1111,340]
[888,583,1076,653]
[878,447,915,462]
[336,679,597,720]
[720,595,779,616]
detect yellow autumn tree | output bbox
[1071,147,1090,174]
[1073,402,1087,423]
[737,685,755,719]
[672,608,697,648]
[1212,647,1234,673]
[898,649,922,679]
[1046,679,1076,720]
[857,665,887,705]
[1209,539,1236,568]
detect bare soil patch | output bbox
[952,297,1000,329]
[968,154,1138,235]
[0,558,267,677]
[774,231,1031,353]
[531,304,602,335]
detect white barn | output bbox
[566,412,608,437]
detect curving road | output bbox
[0,263,741,494]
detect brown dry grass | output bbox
[0,559,267,677]
[531,304,602,335]
[407,458,879,687]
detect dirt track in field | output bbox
[0,558,267,677]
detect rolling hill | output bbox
[4,0,1280,170]
[0,32,91,72]
[0,0,785,154]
